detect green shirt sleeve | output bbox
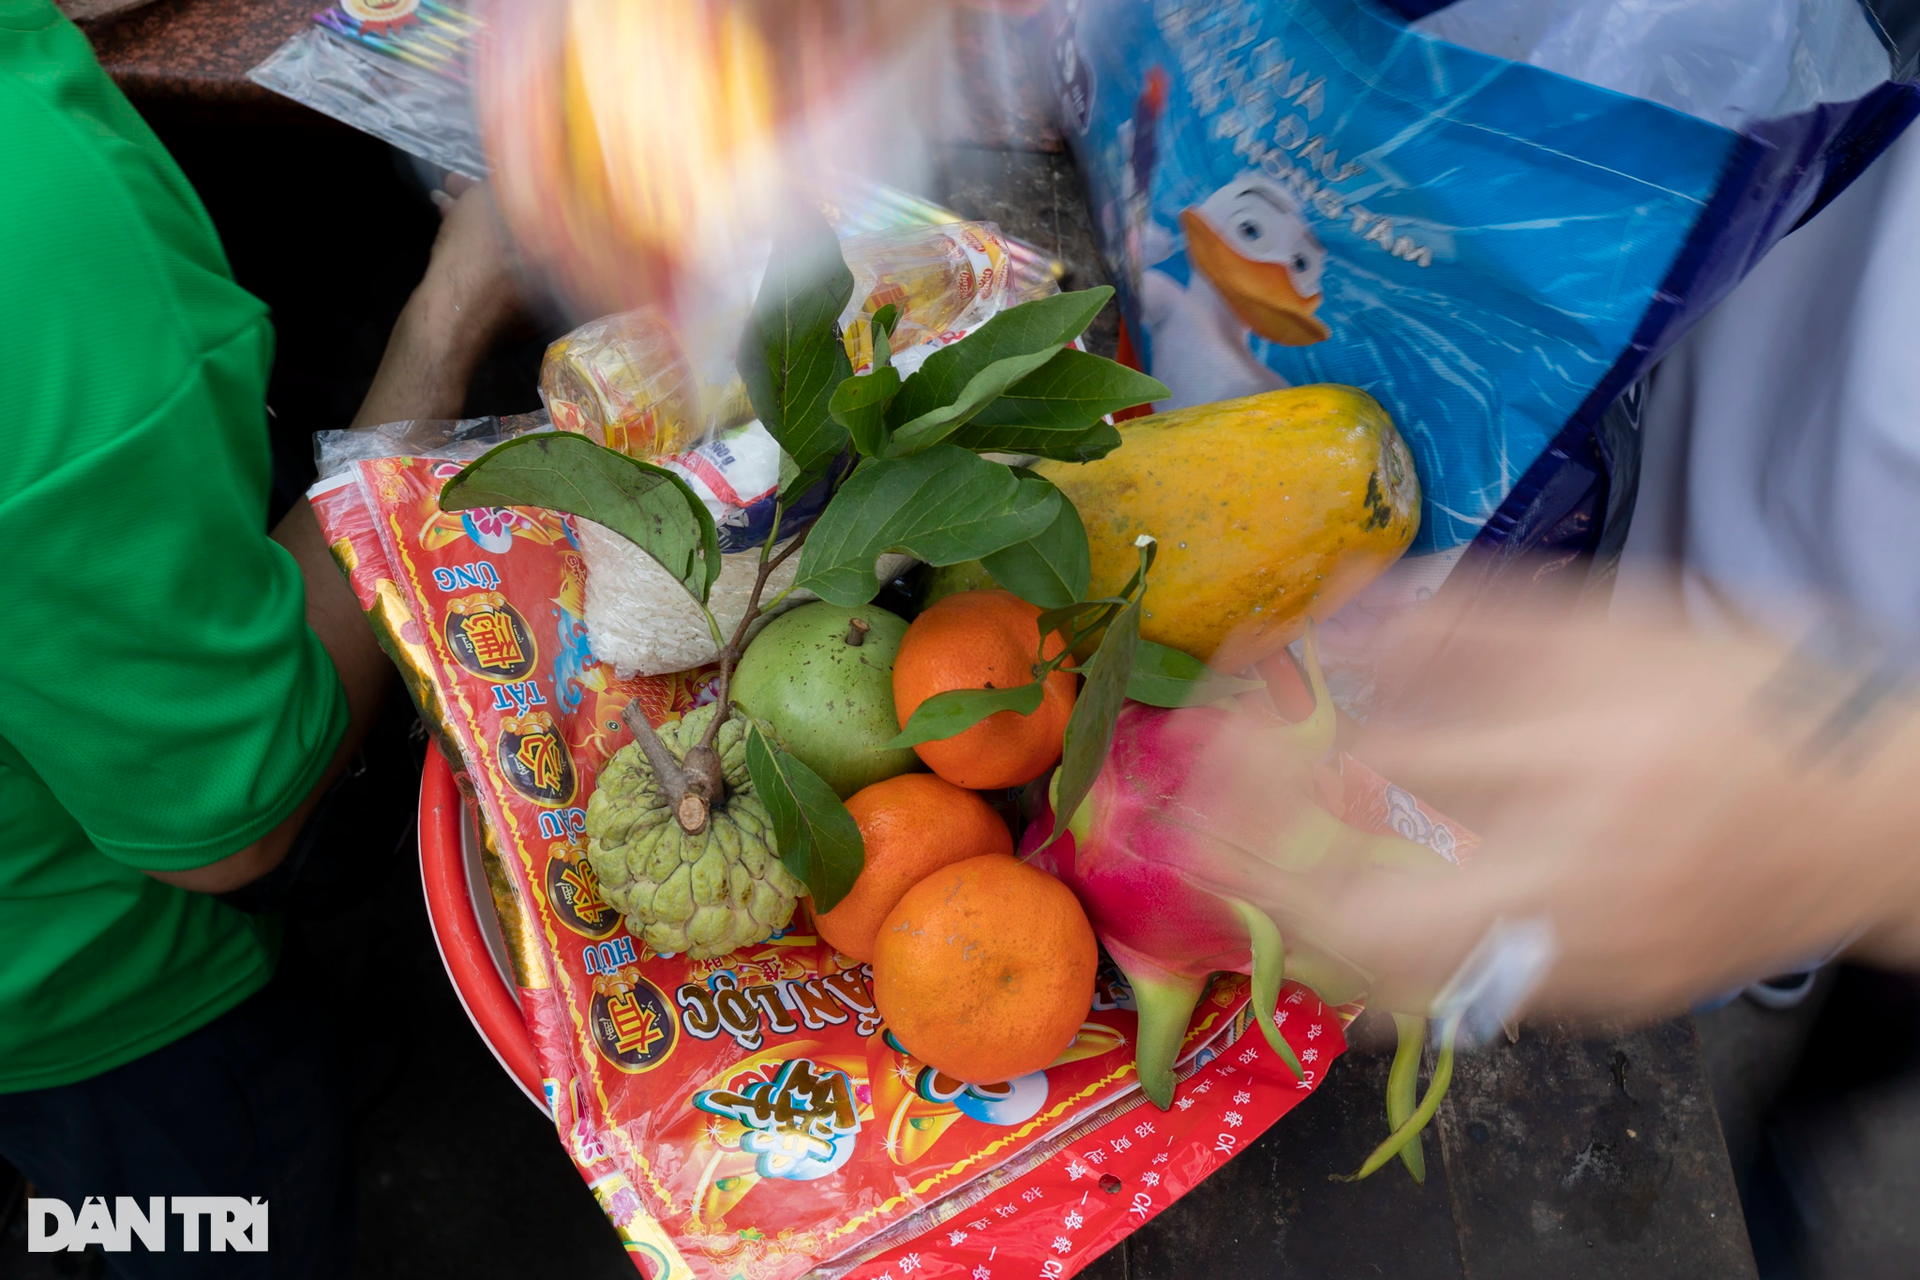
[0,2,348,871]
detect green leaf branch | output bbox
[438,207,1168,905]
[884,537,1157,755]
[1126,641,1269,707]
[745,723,864,912]
[1045,539,1156,850]
[441,434,721,604]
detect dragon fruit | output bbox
[1019,626,1453,1180]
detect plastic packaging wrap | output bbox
[307,441,1496,1277]
[838,222,1014,373]
[825,177,1065,303]
[303,185,1482,1273]
[1047,0,1916,712]
[248,26,486,179]
[540,310,716,461]
[315,412,541,478]
[1411,0,1893,127]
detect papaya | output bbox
[1034,385,1418,671]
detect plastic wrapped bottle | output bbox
[839,221,1013,372]
[538,309,713,458]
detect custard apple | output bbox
[585,704,801,957]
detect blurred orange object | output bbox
[478,0,949,325]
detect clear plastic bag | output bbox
[312,411,549,483]
[1411,0,1892,128]
[247,27,486,179]
[307,426,1339,1276]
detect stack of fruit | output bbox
[444,214,1449,1182]
[734,588,1093,1087]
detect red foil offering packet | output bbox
[308,455,1471,1279]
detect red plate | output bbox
[418,743,549,1114]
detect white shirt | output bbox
[1624,124,1920,643]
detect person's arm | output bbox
[145,182,521,894]
[350,178,525,431]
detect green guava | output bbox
[914,560,998,611]
[731,603,919,798]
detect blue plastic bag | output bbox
[1047,0,1917,588]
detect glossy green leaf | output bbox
[830,365,901,459]
[1040,538,1156,849]
[878,682,1045,750]
[440,432,720,604]
[795,448,1062,606]
[885,345,1064,457]
[739,212,856,472]
[886,287,1114,430]
[1126,640,1268,707]
[1042,592,1141,851]
[745,722,865,912]
[871,304,899,372]
[962,348,1167,433]
[950,420,1123,463]
[982,472,1091,607]
[776,448,807,503]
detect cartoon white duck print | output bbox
[1139,172,1331,411]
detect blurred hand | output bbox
[1288,586,1920,1023]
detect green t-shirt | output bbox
[0,0,348,1091]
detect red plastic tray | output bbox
[418,742,549,1113]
